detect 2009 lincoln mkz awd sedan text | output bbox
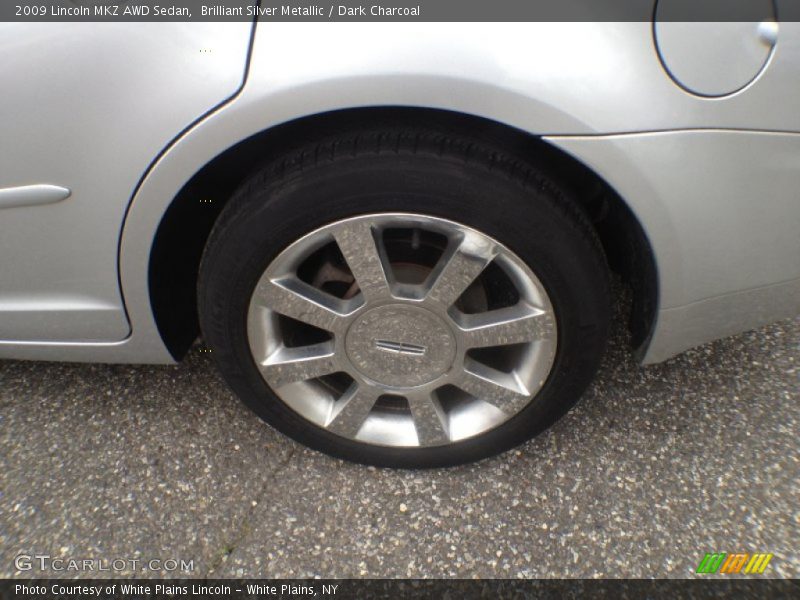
[1,17,798,467]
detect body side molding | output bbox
[0,184,71,209]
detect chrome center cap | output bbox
[345,304,457,387]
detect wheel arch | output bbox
[141,107,658,361]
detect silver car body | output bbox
[1,20,799,365]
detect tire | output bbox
[198,127,610,468]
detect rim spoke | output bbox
[455,361,531,414]
[259,343,338,387]
[253,277,345,332]
[325,383,381,438]
[333,221,392,302]
[425,232,496,307]
[407,391,450,446]
[457,303,556,348]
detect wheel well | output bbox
[149,107,658,360]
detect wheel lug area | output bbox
[343,303,457,388]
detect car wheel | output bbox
[198,127,610,468]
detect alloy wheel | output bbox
[246,213,558,448]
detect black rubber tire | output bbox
[198,127,611,468]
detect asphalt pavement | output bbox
[1,298,798,579]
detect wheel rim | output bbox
[247,213,557,448]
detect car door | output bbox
[0,22,253,343]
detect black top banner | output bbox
[2,0,799,22]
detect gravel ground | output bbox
[1,302,798,579]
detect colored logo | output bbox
[696,552,773,574]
